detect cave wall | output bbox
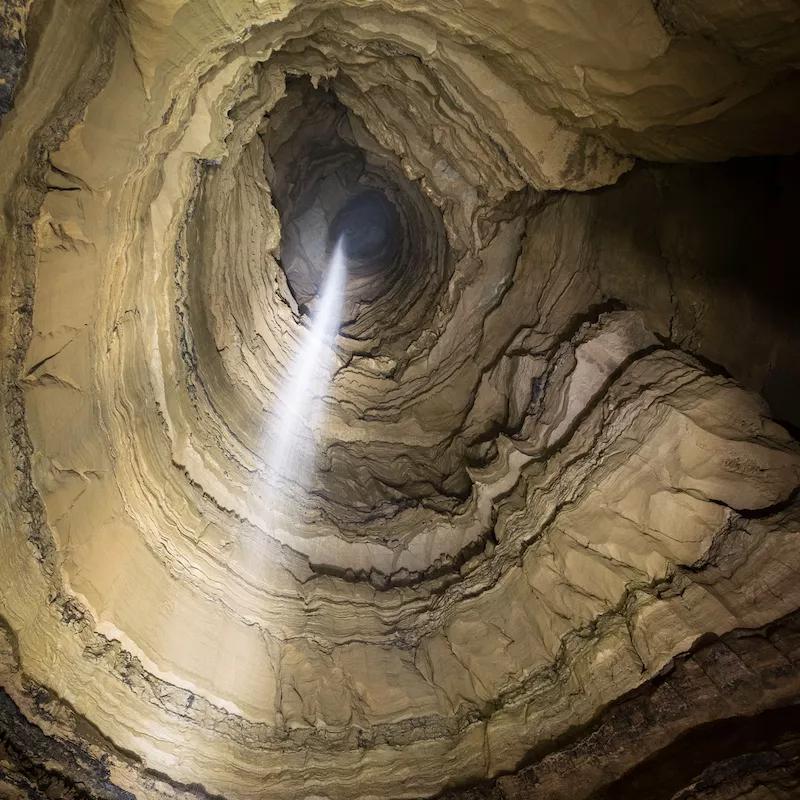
[1,1,799,799]
[590,157,800,428]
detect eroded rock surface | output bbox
[0,1,799,798]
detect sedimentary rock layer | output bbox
[1,0,799,798]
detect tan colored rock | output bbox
[0,0,799,798]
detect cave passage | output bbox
[1,2,800,800]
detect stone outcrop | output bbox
[0,1,799,798]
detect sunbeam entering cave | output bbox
[264,236,347,508]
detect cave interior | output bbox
[1,1,800,799]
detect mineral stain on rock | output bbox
[0,1,30,120]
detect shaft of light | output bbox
[266,236,347,492]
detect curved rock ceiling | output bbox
[1,1,800,798]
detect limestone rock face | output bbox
[0,1,799,799]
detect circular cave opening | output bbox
[328,189,400,267]
[262,77,450,348]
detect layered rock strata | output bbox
[1,1,799,798]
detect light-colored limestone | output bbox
[1,0,799,798]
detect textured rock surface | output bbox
[440,610,800,800]
[1,0,799,798]
[0,1,32,118]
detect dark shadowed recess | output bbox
[590,707,800,799]
[263,78,450,345]
[589,154,800,429]
[437,609,800,800]
[328,189,400,265]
